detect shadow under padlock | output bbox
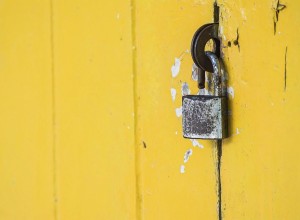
[182,23,229,140]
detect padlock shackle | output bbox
[205,51,227,97]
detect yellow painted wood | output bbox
[0,1,54,219]
[134,1,219,219]
[53,1,136,219]
[2,1,299,219]
[219,0,300,219]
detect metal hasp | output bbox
[191,23,220,89]
[191,23,220,73]
[182,52,228,140]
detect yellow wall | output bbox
[0,0,299,220]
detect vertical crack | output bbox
[216,140,222,220]
[273,0,286,35]
[214,2,222,220]
[284,46,287,92]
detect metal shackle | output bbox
[205,51,227,97]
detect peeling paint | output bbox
[190,139,204,148]
[192,63,199,81]
[180,165,185,174]
[171,88,176,101]
[181,82,191,96]
[183,149,193,163]
[227,86,234,98]
[175,106,182,117]
[171,58,181,78]
[197,88,210,95]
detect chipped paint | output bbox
[191,63,199,81]
[171,58,181,78]
[175,106,182,117]
[198,88,210,95]
[236,128,240,135]
[181,82,191,96]
[180,165,185,174]
[183,149,193,163]
[171,88,176,101]
[227,86,234,98]
[190,139,204,148]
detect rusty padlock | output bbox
[182,51,228,139]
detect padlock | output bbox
[182,51,228,139]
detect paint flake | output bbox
[181,82,191,96]
[191,63,198,81]
[171,88,176,101]
[190,139,204,148]
[171,58,181,78]
[175,106,182,117]
[180,165,185,173]
[227,86,234,98]
[183,149,193,163]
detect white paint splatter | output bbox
[181,82,191,96]
[197,88,209,95]
[175,106,182,117]
[170,88,176,101]
[236,128,240,135]
[190,139,204,148]
[191,63,198,81]
[227,86,234,98]
[180,165,185,173]
[171,58,181,78]
[183,149,193,163]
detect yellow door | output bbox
[0,0,299,220]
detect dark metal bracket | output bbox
[190,23,220,88]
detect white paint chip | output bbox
[191,63,198,81]
[181,82,191,96]
[180,165,185,174]
[227,86,234,98]
[171,88,176,101]
[190,139,204,148]
[236,128,240,135]
[183,149,193,163]
[198,88,209,95]
[171,58,181,78]
[175,106,182,117]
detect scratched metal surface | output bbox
[182,96,223,139]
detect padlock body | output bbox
[182,95,228,139]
